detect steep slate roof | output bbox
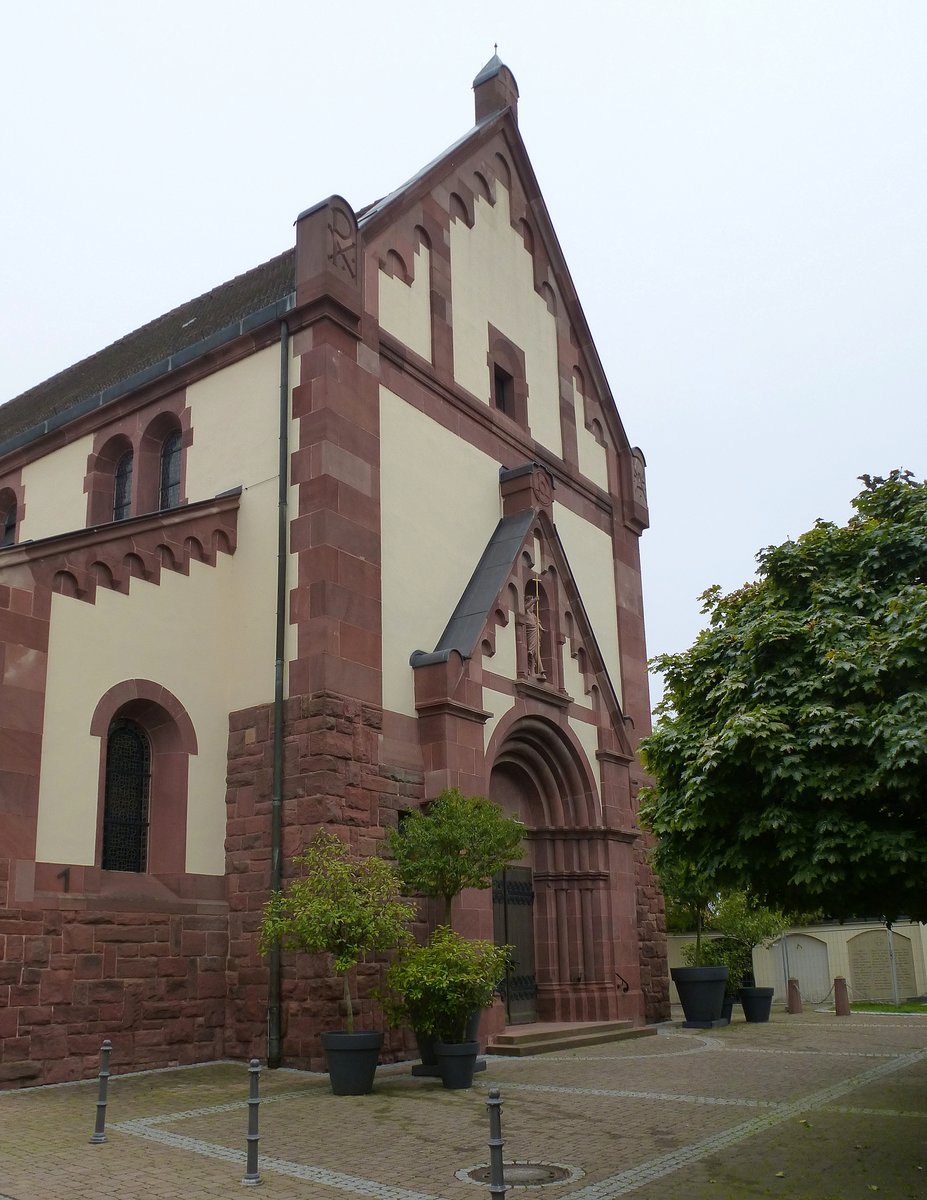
[410,509,536,666]
[0,250,295,450]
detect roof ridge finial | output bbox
[472,52,519,125]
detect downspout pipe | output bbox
[267,318,289,1069]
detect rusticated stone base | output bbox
[0,857,227,1088]
[634,842,671,1021]
[224,690,425,1071]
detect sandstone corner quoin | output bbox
[0,57,668,1088]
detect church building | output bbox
[0,59,669,1087]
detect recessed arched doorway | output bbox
[488,714,627,1025]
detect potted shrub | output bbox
[259,830,414,1094]
[711,891,791,1022]
[378,926,511,1089]
[657,858,729,1027]
[680,935,750,1022]
[387,788,523,1059]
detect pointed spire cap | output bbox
[473,53,519,125]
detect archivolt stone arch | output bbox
[487,714,635,1023]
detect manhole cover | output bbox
[457,1161,584,1188]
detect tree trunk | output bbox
[342,973,354,1034]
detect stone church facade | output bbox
[0,59,669,1087]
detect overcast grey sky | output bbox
[2,2,924,711]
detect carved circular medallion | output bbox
[532,470,553,508]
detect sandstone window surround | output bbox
[0,486,18,546]
[85,403,189,528]
[90,681,198,876]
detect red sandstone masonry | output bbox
[0,895,227,1087]
[223,692,424,1071]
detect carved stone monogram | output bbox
[631,453,647,507]
[328,205,357,281]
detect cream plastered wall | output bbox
[562,638,593,710]
[37,558,240,873]
[450,187,562,456]
[552,502,622,707]
[378,246,432,361]
[485,611,517,681]
[571,715,603,816]
[19,434,94,541]
[482,687,514,754]
[185,344,290,693]
[381,387,501,716]
[35,345,285,874]
[574,380,608,491]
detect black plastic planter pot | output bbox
[435,1040,480,1090]
[414,1028,439,1066]
[670,966,730,1028]
[740,986,774,1023]
[320,1031,383,1095]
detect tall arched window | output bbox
[0,490,16,547]
[101,718,151,871]
[92,682,197,876]
[159,430,182,510]
[113,451,133,521]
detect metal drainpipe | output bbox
[267,318,289,1069]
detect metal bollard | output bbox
[834,976,851,1016]
[486,1087,507,1198]
[241,1058,263,1186]
[787,977,803,1014]
[89,1039,112,1144]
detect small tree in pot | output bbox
[653,855,730,1027]
[711,890,792,1021]
[259,830,414,1093]
[378,926,511,1088]
[388,788,524,1057]
[387,788,524,926]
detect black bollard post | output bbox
[89,1039,112,1144]
[486,1087,507,1198]
[241,1058,263,1186]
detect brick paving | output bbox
[1,1011,926,1200]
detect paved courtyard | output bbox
[1,1011,926,1200]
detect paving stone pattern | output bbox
[1,1012,926,1200]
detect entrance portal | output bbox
[493,867,537,1024]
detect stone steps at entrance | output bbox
[487,1020,657,1056]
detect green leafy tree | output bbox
[260,830,414,1033]
[387,789,524,925]
[639,471,927,921]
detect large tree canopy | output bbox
[639,471,927,922]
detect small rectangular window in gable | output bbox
[493,364,515,417]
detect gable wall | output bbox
[378,244,432,362]
[380,385,500,717]
[449,185,562,456]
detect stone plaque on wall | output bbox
[848,930,916,1001]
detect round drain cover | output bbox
[457,1161,583,1188]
